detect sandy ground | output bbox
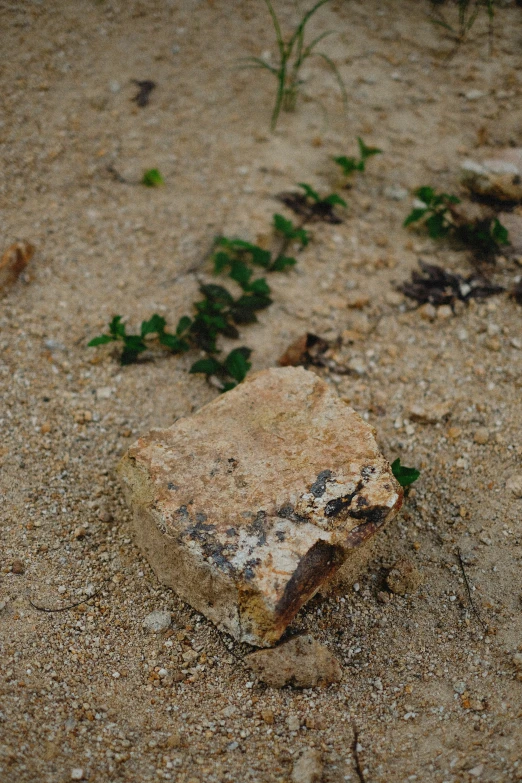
[1,1,522,781]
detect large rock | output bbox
[119,367,403,647]
[461,151,522,202]
[246,634,342,688]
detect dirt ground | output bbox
[1,1,522,781]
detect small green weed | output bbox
[430,0,496,52]
[334,137,382,178]
[391,458,420,488]
[240,0,346,130]
[404,186,509,259]
[142,168,164,187]
[88,314,190,365]
[404,186,460,239]
[190,347,252,392]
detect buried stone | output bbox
[118,367,403,647]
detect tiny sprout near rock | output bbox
[142,168,164,186]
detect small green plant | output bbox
[273,213,310,247]
[190,347,252,392]
[404,186,509,259]
[240,0,346,130]
[88,314,191,365]
[430,0,496,52]
[334,137,382,177]
[142,168,164,187]
[391,458,420,488]
[404,186,460,239]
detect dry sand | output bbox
[1,1,522,781]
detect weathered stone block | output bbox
[119,367,402,646]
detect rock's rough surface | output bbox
[246,635,342,688]
[119,367,403,646]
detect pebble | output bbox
[386,558,422,595]
[142,610,172,633]
[11,560,25,574]
[506,474,522,498]
[469,764,484,777]
[453,681,467,694]
[246,634,342,688]
[70,770,84,781]
[291,748,323,783]
[287,714,300,732]
[473,428,490,445]
[419,303,437,321]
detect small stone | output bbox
[40,422,51,434]
[437,305,453,320]
[287,714,300,731]
[512,652,522,670]
[465,89,485,101]
[473,428,489,445]
[377,590,390,604]
[409,401,453,424]
[291,748,323,783]
[11,560,24,575]
[384,185,408,201]
[346,293,370,309]
[70,770,84,781]
[447,427,462,440]
[261,709,274,724]
[119,368,403,647]
[386,558,422,595]
[142,610,172,633]
[419,303,437,321]
[461,152,522,202]
[468,764,484,777]
[246,634,342,688]
[98,509,113,523]
[166,733,181,748]
[506,474,522,498]
[0,241,34,291]
[73,526,87,539]
[96,386,113,399]
[453,681,467,694]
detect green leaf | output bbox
[403,208,428,227]
[333,155,358,176]
[109,315,126,339]
[176,315,192,335]
[415,186,436,206]
[142,168,164,187]
[229,259,253,289]
[158,333,189,353]
[141,313,166,337]
[246,277,271,296]
[270,255,297,271]
[216,238,271,268]
[88,334,115,346]
[224,347,252,382]
[426,212,450,238]
[221,381,237,393]
[199,284,235,306]
[189,357,223,376]
[297,182,321,202]
[323,193,347,207]
[273,213,309,246]
[391,458,420,487]
[491,218,509,245]
[357,136,382,162]
[213,251,232,274]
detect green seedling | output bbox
[430,0,496,52]
[404,186,461,238]
[273,213,310,247]
[88,314,191,365]
[214,236,297,279]
[190,347,252,392]
[334,137,382,177]
[240,0,347,130]
[404,186,509,258]
[142,168,164,187]
[298,182,347,208]
[391,458,420,488]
